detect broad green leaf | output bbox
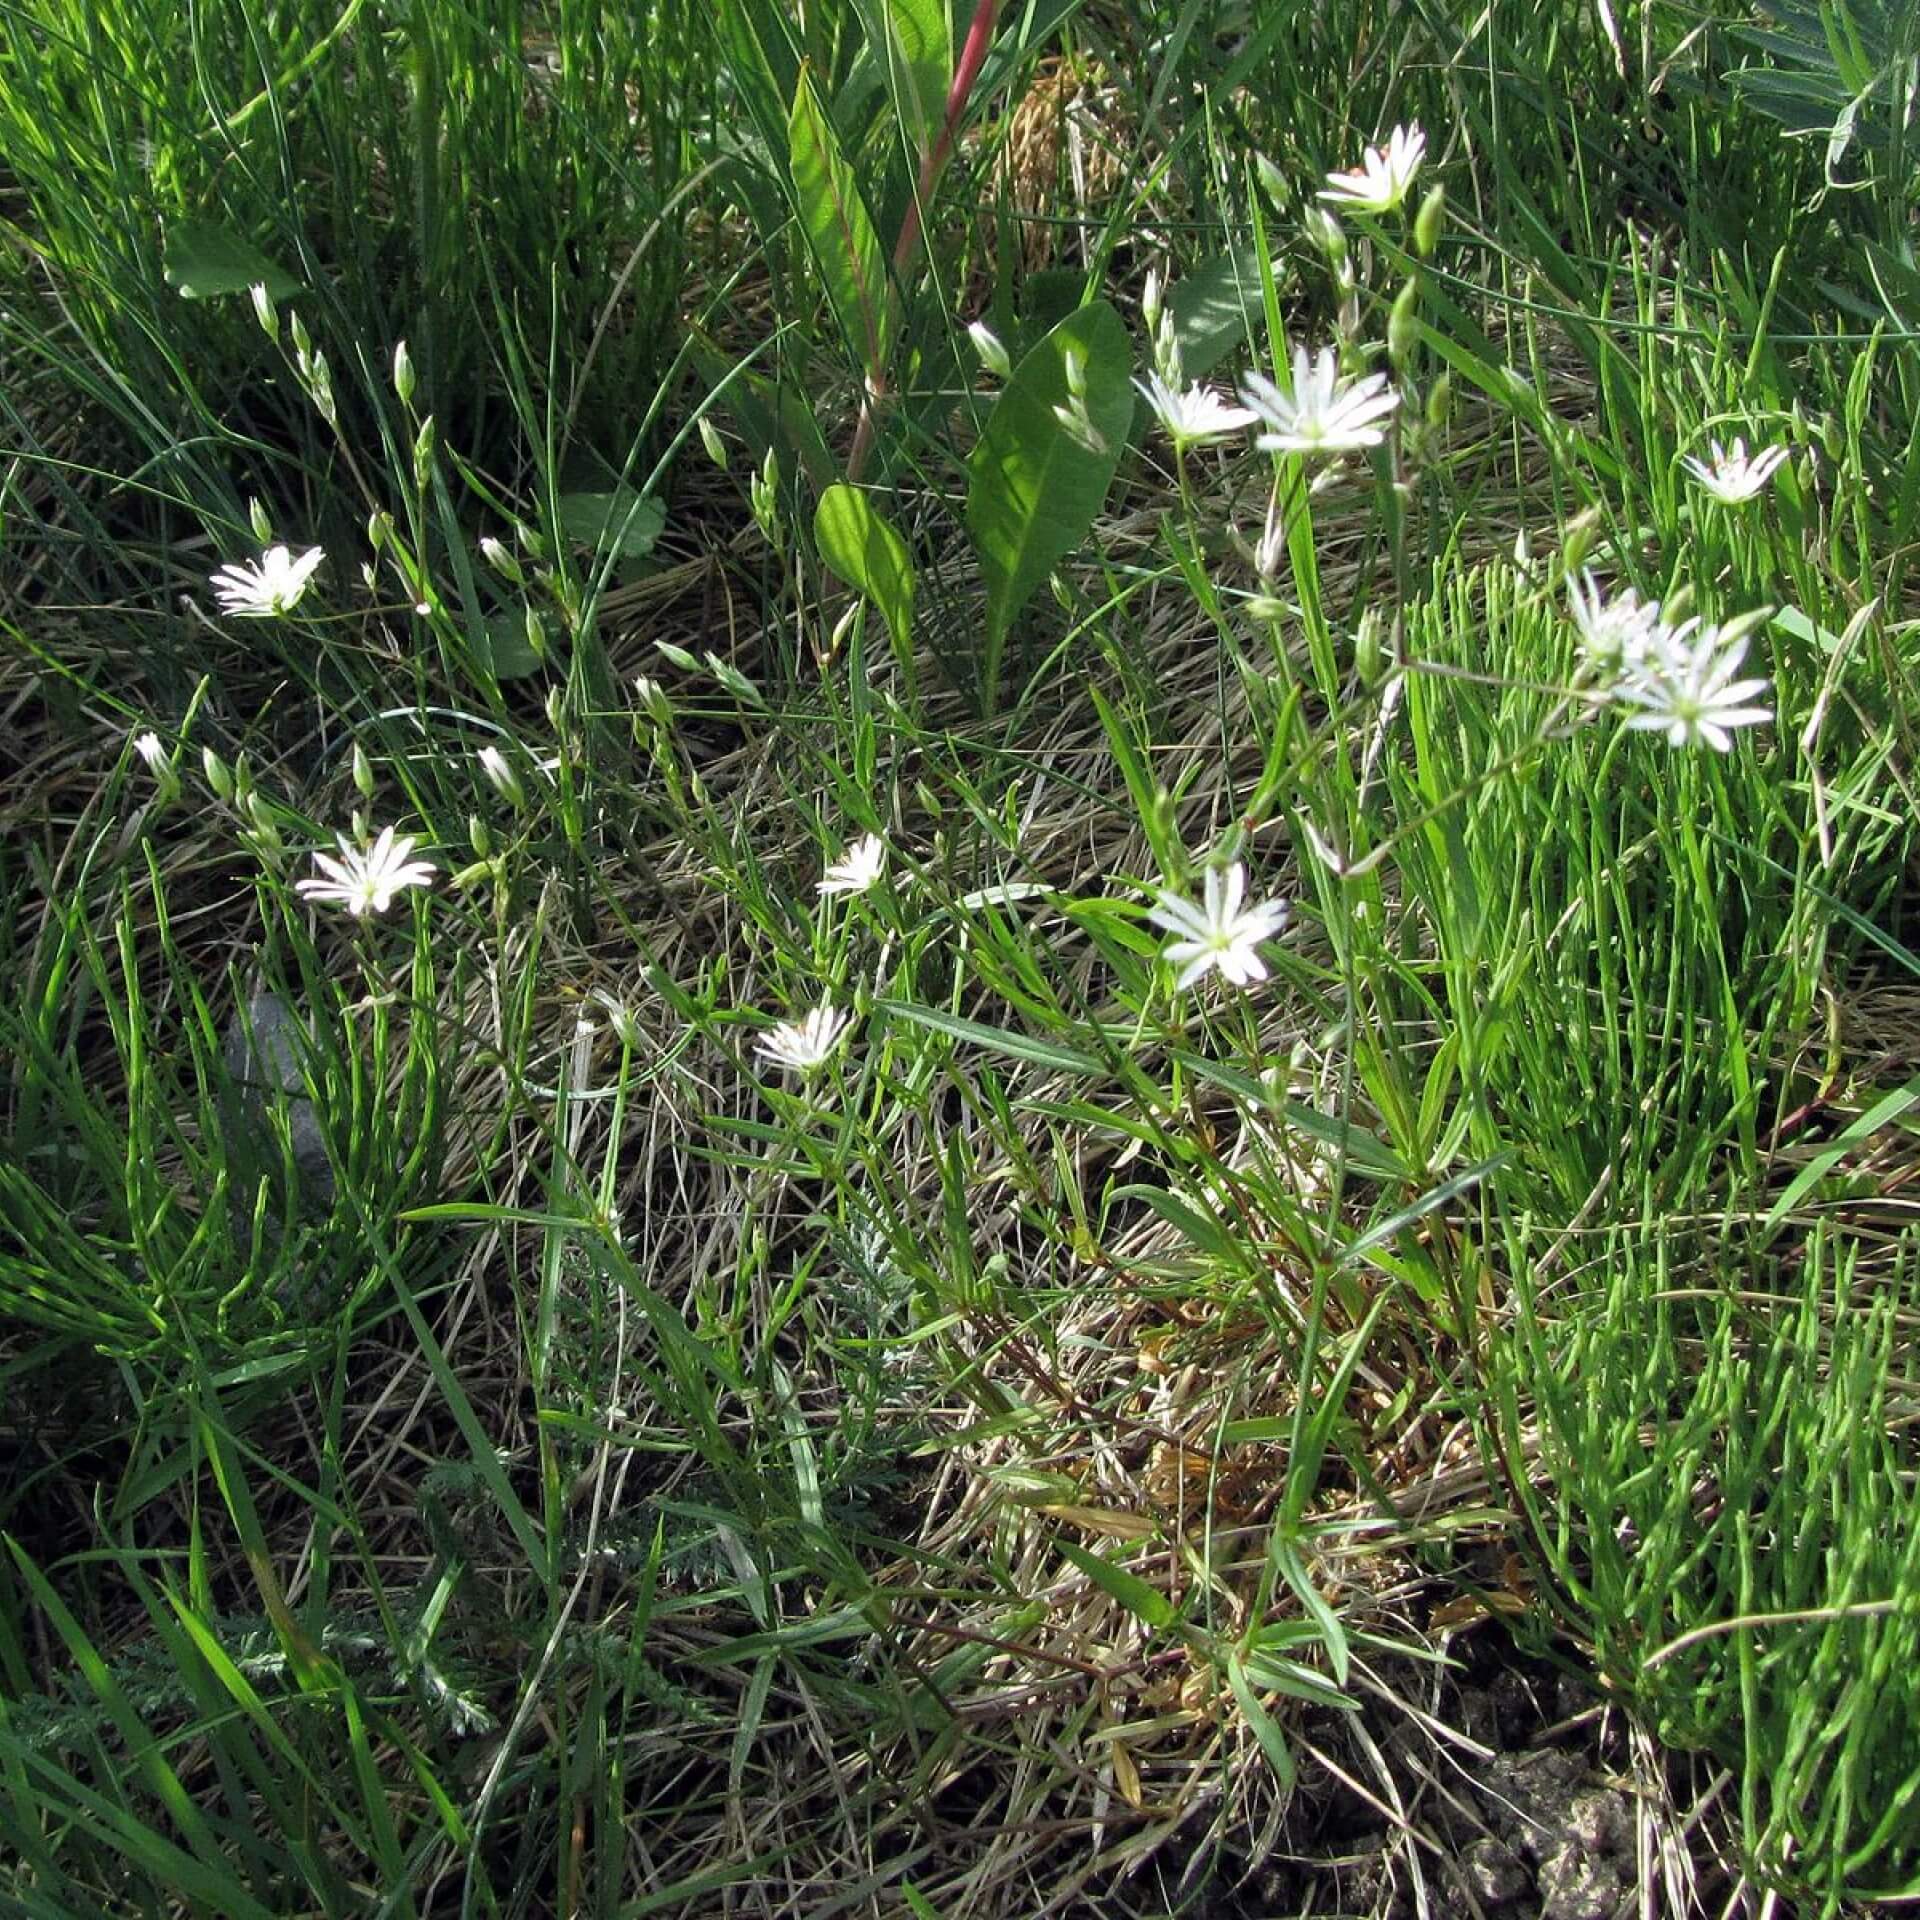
[965,300,1131,708]
[853,0,950,159]
[480,610,545,680]
[1056,1538,1177,1629]
[815,483,914,650]
[162,220,301,302]
[790,69,892,376]
[555,488,664,559]
[1166,247,1283,379]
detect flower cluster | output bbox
[1566,573,1774,753]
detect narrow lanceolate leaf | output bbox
[815,484,914,649]
[965,300,1132,709]
[790,69,892,378]
[853,0,951,160]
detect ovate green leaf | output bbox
[815,483,914,650]
[162,220,301,302]
[965,299,1131,708]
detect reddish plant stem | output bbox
[847,0,1001,483]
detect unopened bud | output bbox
[249,282,278,343]
[411,414,436,487]
[1425,372,1452,432]
[480,535,524,584]
[698,416,729,469]
[202,746,233,802]
[1354,608,1384,686]
[248,497,273,544]
[632,674,671,725]
[1306,206,1347,268]
[967,321,1011,378]
[1561,509,1600,578]
[351,742,375,799]
[1388,279,1420,367]
[393,338,416,407]
[1141,269,1164,337]
[469,813,491,859]
[477,744,525,809]
[288,309,311,361]
[1413,184,1446,259]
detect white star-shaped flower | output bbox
[1681,438,1790,506]
[210,544,324,618]
[1615,619,1774,751]
[294,827,437,916]
[1240,347,1399,456]
[1135,374,1258,449]
[132,731,167,773]
[1146,863,1290,990]
[817,833,887,897]
[1319,124,1426,213]
[1566,570,1664,670]
[755,1003,852,1073]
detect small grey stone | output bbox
[1463,1836,1531,1907]
[1536,1839,1627,1920]
[1565,1788,1629,1857]
[220,988,335,1206]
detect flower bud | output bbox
[1141,269,1164,337]
[288,309,311,361]
[132,731,179,804]
[1306,205,1347,269]
[202,746,234,802]
[1388,278,1420,367]
[1560,509,1600,578]
[1413,184,1446,259]
[698,416,729,469]
[352,742,375,799]
[477,744,525,809]
[967,321,1011,378]
[249,282,278,343]
[1354,608,1384,686]
[480,535,524,584]
[632,674,672,725]
[1425,371,1452,432]
[248,497,274,544]
[469,813,491,858]
[411,414,436,488]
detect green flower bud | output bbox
[249,282,278,344]
[1388,278,1420,367]
[1413,184,1446,259]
